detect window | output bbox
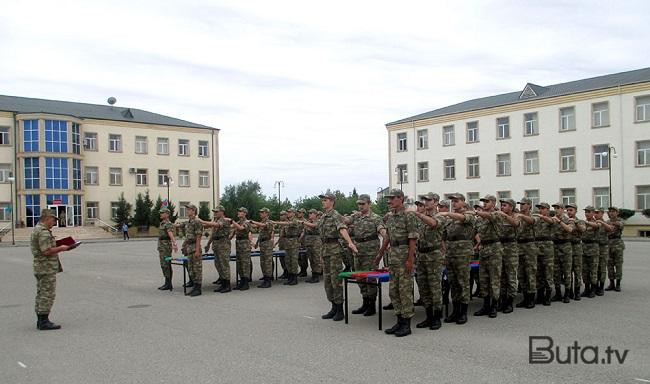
[85,166,98,185]
[524,189,540,209]
[417,129,428,149]
[0,127,10,145]
[561,188,576,206]
[179,170,190,187]
[86,201,99,219]
[136,169,148,186]
[637,185,650,210]
[199,171,209,187]
[25,194,40,227]
[72,123,80,154]
[396,164,407,184]
[0,164,11,183]
[443,125,455,146]
[46,194,68,206]
[158,169,169,186]
[72,159,81,190]
[593,187,610,209]
[24,158,39,189]
[467,157,479,178]
[109,168,122,186]
[466,121,479,143]
[397,133,407,152]
[467,192,480,208]
[178,139,189,156]
[198,140,209,157]
[559,147,576,172]
[417,162,429,182]
[443,159,455,180]
[593,144,610,169]
[497,191,511,200]
[73,195,82,226]
[45,157,68,189]
[179,202,189,219]
[109,134,122,152]
[636,96,650,122]
[45,120,68,153]
[111,202,119,220]
[0,203,9,221]
[637,141,650,166]
[157,138,169,155]
[559,107,575,131]
[524,112,538,136]
[524,151,539,174]
[496,153,511,176]
[497,117,510,139]
[23,119,39,152]
[135,136,148,154]
[84,132,97,151]
[592,102,609,127]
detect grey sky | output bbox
[1,0,648,201]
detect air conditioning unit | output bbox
[128,168,136,174]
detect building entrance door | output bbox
[47,205,74,227]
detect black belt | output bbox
[536,237,552,241]
[571,240,582,245]
[236,236,248,241]
[159,236,170,241]
[553,239,571,244]
[285,235,299,238]
[322,237,339,244]
[390,239,409,247]
[417,245,434,253]
[517,238,535,243]
[447,235,469,242]
[608,235,621,239]
[212,235,226,241]
[599,241,609,246]
[355,235,379,243]
[500,238,516,243]
[582,239,596,244]
[258,237,271,242]
[481,239,500,246]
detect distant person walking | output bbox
[122,223,130,240]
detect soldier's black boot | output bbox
[587,283,596,298]
[573,282,581,301]
[536,289,545,304]
[352,298,369,315]
[605,279,615,291]
[503,296,514,314]
[456,303,468,325]
[383,302,394,310]
[363,299,376,317]
[516,294,528,308]
[473,296,490,316]
[430,309,442,330]
[543,287,552,306]
[551,285,562,302]
[219,281,232,293]
[385,316,402,334]
[497,295,506,312]
[306,273,320,283]
[288,274,298,285]
[298,267,308,278]
[526,293,536,309]
[595,281,604,296]
[562,289,570,303]
[444,302,459,323]
[332,303,344,321]
[414,298,424,307]
[322,302,336,319]
[37,314,61,330]
[615,279,621,292]
[189,283,202,297]
[395,317,412,337]
[488,297,498,318]
[568,286,574,299]
[582,282,591,297]
[259,276,272,288]
[416,306,433,328]
[240,277,250,291]
[158,277,172,290]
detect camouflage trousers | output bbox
[478,242,502,299]
[157,242,172,279]
[322,243,344,304]
[184,243,202,284]
[259,240,274,278]
[553,242,573,288]
[34,273,56,315]
[536,241,554,290]
[354,240,380,299]
[597,243,609,282]
[304,236,323,274]
[571,242,583,286]
[389,250,414,319]
[500,242,519,298]
[236,239,252,280]
[415,250,443,310]
[446,240,472,305]
[581,243,600,285]
[212,239,231,282]
[517,242,537,294]
[608,240,624,280]
[284,238,300,275]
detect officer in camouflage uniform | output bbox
[566,204,584,300]
[230,207,253,290]
[32,209,72,330]
[473,195,503,318]
[515,198,537,309]
[497,198,520,313]
[340,215,355,272]
[274,208,302,285]
[275,211,288,279]
[347,194,386,317]
[376,188,418,337]
[202,205,233,293]
[550,203,575,303]
[606,207,625,292]
[296,208,310,277]
[439,193,475,325]
[594,208,614,296]
[250,207,275,288]
[303,192,357,322]
[581,206,601,298]
[157,207,178,291]
[534,202,555,306]
[303,209,323,283]
[178,204,204,297]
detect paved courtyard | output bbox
[1,239,648,384]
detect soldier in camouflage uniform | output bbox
[550,203,576,303]
[296,208,310,277]
[275,211,288,279]
[606,207,625,292]
[157,207,178,291]
[346,194,386,317]
[231,207,253,291]
[375,189,418,337]
[566,204,585,300]
[32,209,73,330]
[439,193,475,325]
[273,208,302,285]
[581,206,601,298]
[497,198,520,313]
[594,208,614,296]
[303,209,323,283]
[515,198,537,309]
[473,195,503,318]
[178,204,204,297]
[250,207,275,288]
[202,205,233,293]
[341,215,355,272]
[303,192,357,322]
[534,202,555,306]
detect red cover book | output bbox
[56,236,81,249]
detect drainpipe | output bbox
[12,112,19,227]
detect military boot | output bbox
[430,309,442,330]
[615,279,621,292]
[332,303,344,321]
[543,287,552,306]
[473,296,490,316]
[416,306,433,328]
[444,302,459,323]
[283,274,293,285]
[298,267,308,277]
[240,277,250,291]
[363,299,377,317]
[562,289,570,303]
[219,281,232,293]
[568,286,574,299]
[488,297,498,318]
[456,303,468,325]
[395,317,412,337]
[305,273,320,283]
[581,282,591,297]
[525,293,536,309]
[385,316,402,334]
[352,298,369,315]
[516,294,528,308]
[536,288,545,304]
[258,276,272,288]
[158,277,172,291]
[496,295,506,312]
[37,314,61,330]
[502,296,514,314]
[605,279,615,291]
[288,274,298,286]
[573,282,581,301]
[189,284,202,297]
[321,303,336,319]
[551,285,563,302]
[383,302,394,310]
[586,283,596,298]
[595,281,604,296]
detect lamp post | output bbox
[7,176,15,245]
[163,176,173,206]
[394,167,407,191]
[606,146,617,206]
[274,180,284,206]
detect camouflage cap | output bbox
[421,192,440,201]
[552,202,565,209]
[160,207,170,213]
[583,205,596,211]
[607,206,619,212]
[356,194,372,204]
[595,207,605,213]
[237,207,248,214]
[500,198,516,207]
[184,203,197,211]
[448,192,465,201]
[40,208,58,219]
[298,208,306,214]
[211,205,225,212]
[318,192,336,200]
[286,207,295,212]
[518,197,532,205]
[414,200,424,206]
[536,202,550,209]
[308,208,318,214]
[385,188,405,198]
[279,210,287,215]
[259,207,270,213]
[565,203,577,209]
[438,200,450,207]
[473,203,482,209]
[480,194,497,202]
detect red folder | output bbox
[56,236,81,249]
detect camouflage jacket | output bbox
[385,208,419,245]
[499,214,519,241]
[517,214,536,241]
[284,217,302,239]
[571,218,586,241]
[552,215,575,240]
[304,219,320,236]
[257,219,274,242]
[349,212,384,242]
[582,219,600,242]
[318,209,347,240]
[476,210,502,242]
[31,223,61,275]
[445,211,476,241]
[534,216,554,240]
[158,219,173,243]
[210,218,231,240]
[235,219,251,240]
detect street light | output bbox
[7,176,15,245]
[163,176,174,205]
[394,167,407,191]
[274,180,284,206]
[603,146,617,206]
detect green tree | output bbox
[143,190,154,223]
[294,195,322,212]
[643,208,650,219]
[167,201,178,223]
[150,196,163,227]
[220,180,267,220]
[266,195,292,220]
[198,201,211,221]
[371,196,389,215]
[619,208,636,220]
[133,193,150,227]
[112,192,132,226]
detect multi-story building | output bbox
[0,95,219,229]
[386,67,650,236]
